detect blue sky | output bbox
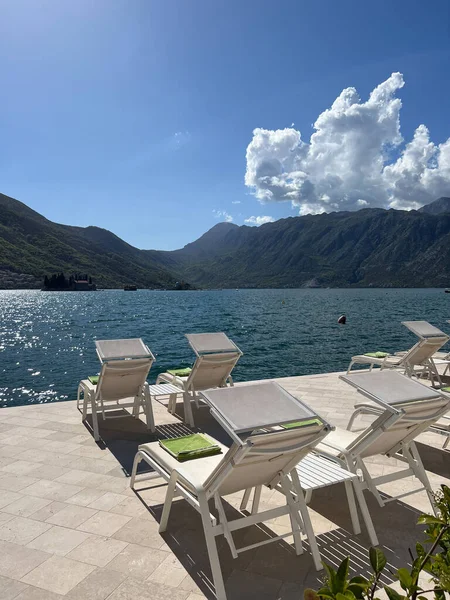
[1,1,449,250]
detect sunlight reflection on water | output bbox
[0,288,449,407]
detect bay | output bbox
[0,288,449,407]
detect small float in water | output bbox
[337,314,347,324]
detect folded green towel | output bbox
[364,352,389,358]
[281,418,323,429]
[167,367,192,377]
[88,375,99,385]
[159,433,222,462]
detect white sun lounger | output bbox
[156,332,242,427]
[131,382,332,600]
[78,338,155,441]
[319,371,450,515]
[347,334,449,387]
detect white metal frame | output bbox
[157,352,241,427]
[131,425,329,600]
[78,362,155,441]
[240,452,379,546]
[326,396,450,515]
[347,336,449,388]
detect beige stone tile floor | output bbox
[0,372,449,599]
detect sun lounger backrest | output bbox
[349,396,450,458]
[187,352,241,391]
[203,423,329,497]
[402,336,449,367]
[96,358,153,401]
[95,338,154,362]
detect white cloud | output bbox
[171,131,191,150]
[245,73,450,213]
[244,215,275,226]
[232,200,241,204]
[213,210,233,223]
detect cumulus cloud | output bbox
[245,73,450,213]
[244,215,275,226]
[232,200,241,204]
[213,210,233,223]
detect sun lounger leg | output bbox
[351,480,378,546]
[251,486,262,515]
[130,451,143,488]
[198,492,227,600]
[280,476,303,556]
[290,470,322,570]
[355,458,385,508]
[240,488,251,511]
[91,395,100,441]
[407,442,437,515]
[183,390,195,428]
[159,472,178,533]
[143,385,155,432]
[443,435,450,450]
[344,480,361,535]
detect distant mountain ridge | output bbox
[418,197,450,215]
[2,193,450,289]
[0,193,177,289]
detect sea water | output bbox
[1,288,449,407]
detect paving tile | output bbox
[54,468,99,485]
[65,488,107,506]
[0,474,40,492]
[20,479,83,501]
[0,512,15,525]
[66,535,128,567]
[27,501,68,522]
[0,576,29,600]
[21,555,96,595]
[112,517,167,548]
[147,560,187,588]
[45,503,98,528]
[109,496,155,519]
[1,460,40,476]
[0,489,23,509]
[66,457,117,475]
[0,540,51,579]
[87,492,128,511]
[27,525,92,556]
[65,568,126,600]
[224,569,283,600]
[0,516,52,545]
[16,449,75,468]
[1,495,51,518]
[77,511,132,536]
[14,586,63,600]
[107,577,189,600]
[106,543,169,579]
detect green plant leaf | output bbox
[397,568,413,591]
[336,557,350,593]
[369,547,387,574]
[418,515,445,526]
[384,586,406,600]
[336,592,356,600]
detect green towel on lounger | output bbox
[159,433,222,462]
[280,418,322,429]
[88,375,99,385]
[442,387,450,393]
[167,367,192,377]
[364,352,389,358]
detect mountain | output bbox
[0,193,177,289]
[150,207,450,288]
[3,191,450,289]
[418,197,450,215]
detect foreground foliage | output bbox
[305,485,450,600]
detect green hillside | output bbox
[0,193,177,289]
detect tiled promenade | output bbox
[0,372,448,600]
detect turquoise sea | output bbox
[1,288,449,408]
